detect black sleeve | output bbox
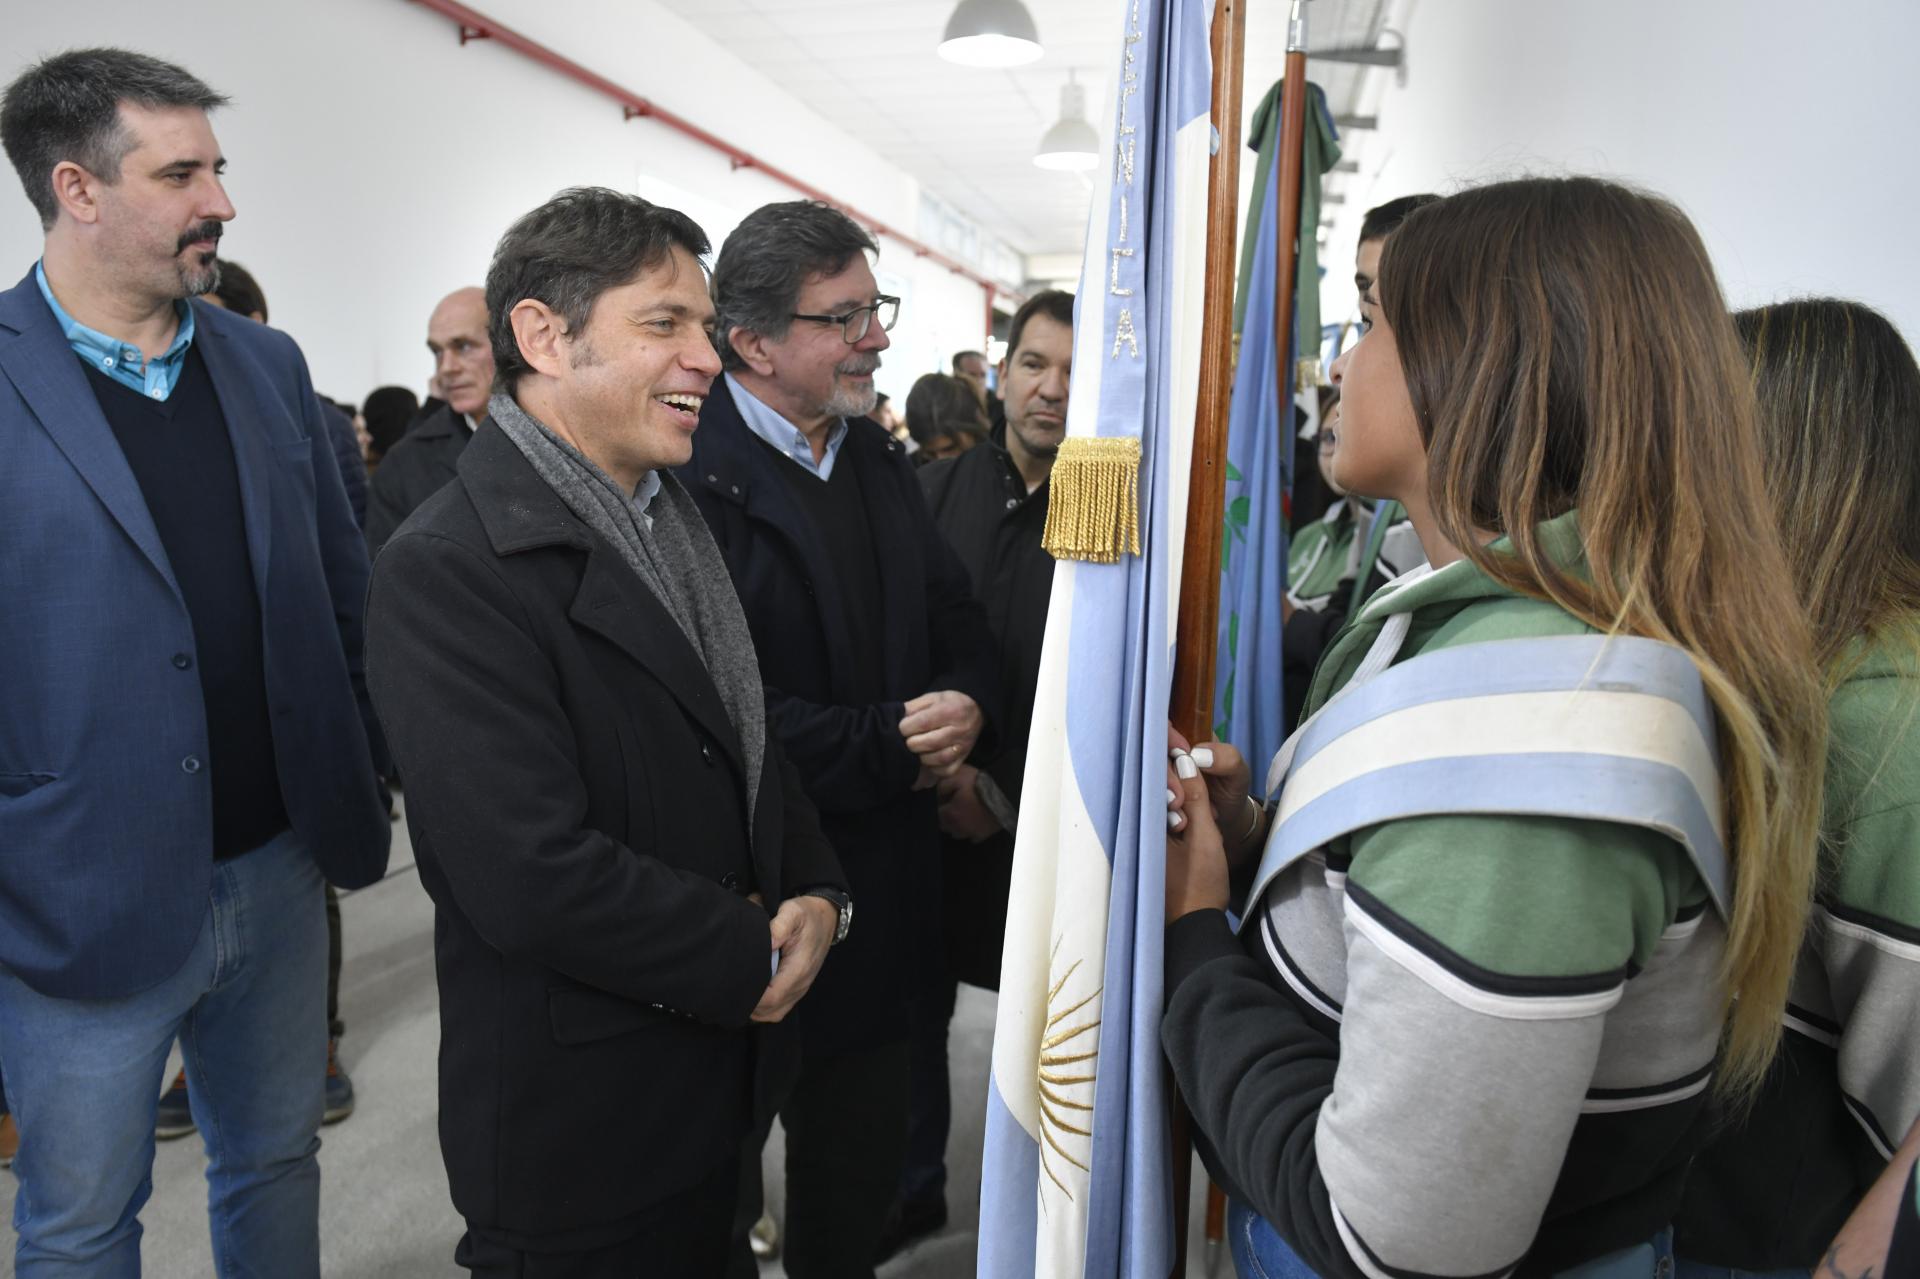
[1161,910,1365,1279]
[367,532,773,1027]
[769,733,847,900]
[913,467,1002,757]
[364,457,409,560]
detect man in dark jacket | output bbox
[890,289,1073,1256]
[367,187,847,1276]
[364,285,491,556]
[681,200,998,1279]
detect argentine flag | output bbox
[977,0,1214,1274]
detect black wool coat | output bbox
[365,400,471,558]
[366,423,843,1242]
[678,379,1000,1049]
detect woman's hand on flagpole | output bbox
[1166,748,1231,921]
[1165,726,1260,863]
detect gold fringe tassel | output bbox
[1042,436,1142,564]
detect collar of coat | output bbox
[688,374,904,509]
[453,419,601,557]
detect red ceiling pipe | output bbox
[409,0,1026,314]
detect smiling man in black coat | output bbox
[367,188,846,1277]
[682,200,999,1278]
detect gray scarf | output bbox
[490,392,765,831]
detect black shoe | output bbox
[874,1195,947,1265]
[155,1069,195,1140]
[324,1038,355,1124]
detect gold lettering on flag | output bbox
[1107,0,1144,362]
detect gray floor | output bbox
[0,801,1216,1277]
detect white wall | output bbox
[0,0,998,405]
[1318,0,1920,349]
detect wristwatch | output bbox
[802,887,853,946]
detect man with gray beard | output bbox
[681,201,999,1279]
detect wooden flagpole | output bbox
[1271,0,1312,412]
[1168,0,1312,1274]
[1167,0,1247,1274]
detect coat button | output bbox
[700,742,716,766]
[181,756,203,774]
[720,871,741,891]
[1005,498,1019,510]
[172,653,193,669]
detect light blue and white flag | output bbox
[978,0,1214,1275]
[1212,161,1289,759]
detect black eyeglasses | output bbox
[790,295,900,345]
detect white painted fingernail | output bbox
[1191,747,1214,769]
[1174,753,1198,780]
[1166,787,1177,806]
[1166,809,1182,831]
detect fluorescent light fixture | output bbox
[1034,78,1099,171]
[939,0,1043,67]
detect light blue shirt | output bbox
[36,261,195,402]
[632,470,661,529]
[726,373,848,482]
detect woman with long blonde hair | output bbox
[1674,298,1920,1275]
[1161,176,1826,1278]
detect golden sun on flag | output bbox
[1037,936,1101,1210]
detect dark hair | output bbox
[1,48,228,230]
[210,259,267,322]
[362,385,420,458]
[903,372,987,446]
[1006,290,1074,361]
[1358,193,1440,244]
[711,201,877,371]
[486,186,710,393]
[1733,299,1920,672]
[952,349,986,371]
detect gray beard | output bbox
[178,255,220,298]
[822,380,878,420]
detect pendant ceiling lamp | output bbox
[1034,76,1099,170]
[939,0,1044,68]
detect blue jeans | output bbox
[0,829,327,1278]
[1228,1202,1682,1279]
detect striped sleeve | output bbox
[1316,814,1707,1278]
[1825,800,1920,1158]
[1165,811,1701,1279]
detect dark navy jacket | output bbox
[678,380,999,1048]
[0,269,390,1000]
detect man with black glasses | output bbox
[682,200,998,1279]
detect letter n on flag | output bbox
[978,0,1213,1275]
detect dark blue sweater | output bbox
[86,344,288,858]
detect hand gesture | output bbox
[900,690,984,778]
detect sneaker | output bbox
[748,1210,778,1260]
[873,1195,947,1264]
[323,1038,355,1124]
[0,1113,17,1168]
[155,1069,195,1140]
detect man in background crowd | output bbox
[892,288,1073,1259]
[0,48,389,1274]
[365,284,492,556]
[684,199,998,1279]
